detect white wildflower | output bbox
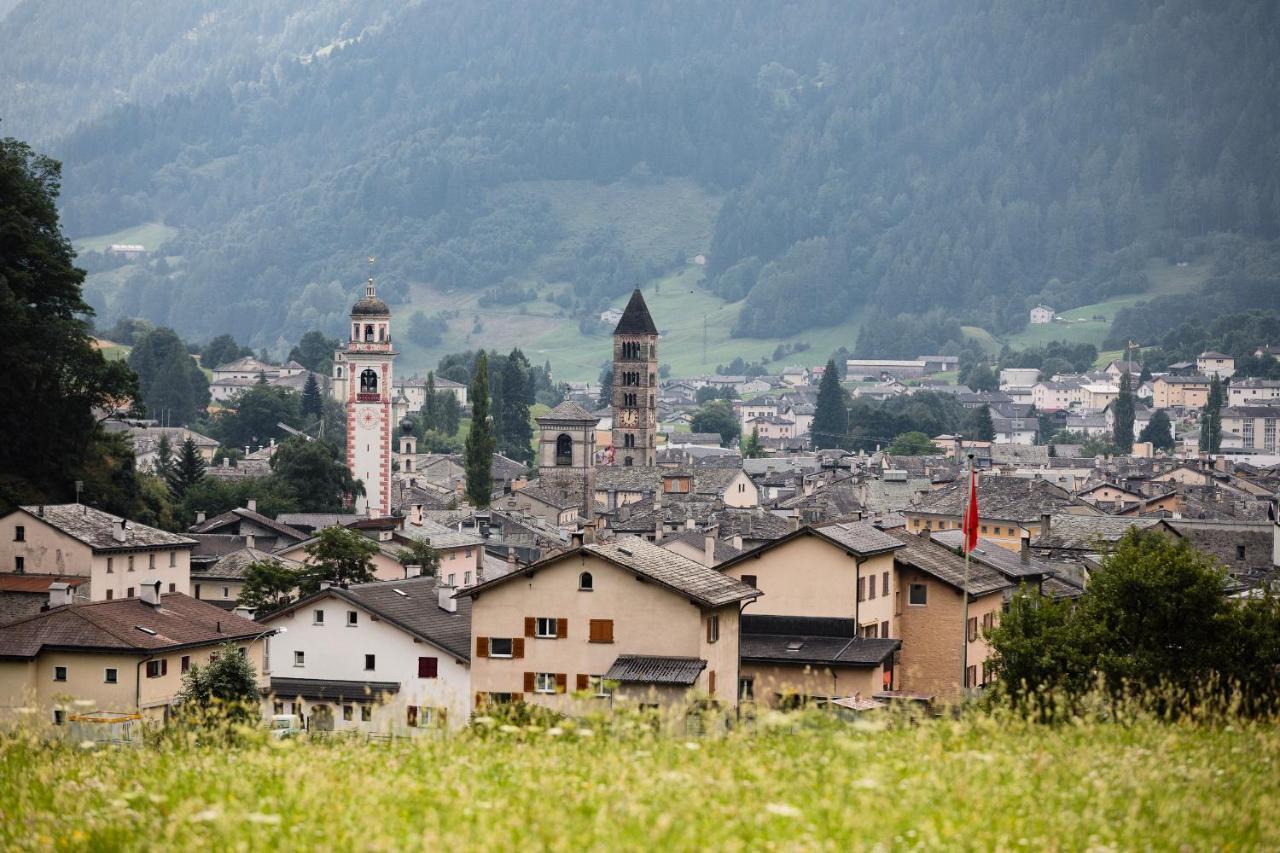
[766,803,802,818]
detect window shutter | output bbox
[557,618,567,639]
[706,617,712,643]
[555,673,567,693]
[407,706,418,727]
[161,659,168,676]
[476,637,489,657]
[857,577,865,602]
[708,670,716,695]
[418,657,438,678]
[523,671,535,693]
[513,638,525,658]
[603,619,614,643]
[475,692,484,708]
[524,617,535,637]
[576,674,589,691]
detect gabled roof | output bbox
[884,531,1012,596]
[262,576,472,660]
[190,507,308,543]
[715,521,903,574]
[605,655,704,685]
[908,477,1100,522]
[1034,514,1162,551]
[660,529,744,565]
[740,615,899,667]
[268,677,400,701]
[613,289,658,336]
[0,594,262,659]
[537,400,598,424]
[931,531,1051,579]
[459,536,759,609]
[14,505,196,552]
[191,547,301,580]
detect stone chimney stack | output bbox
[704,534,716,567]
[1040,512,1051,538]
[139,580,162,608]
[438,583,457,613]
[111,519,127,543]
[1020,535,1031,564]
[245,534,255,551]
[405,564,422,578]
[195,511,206,524]
[246,499,257,513]
[46,582,75,609]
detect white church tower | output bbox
[339,272,396,517]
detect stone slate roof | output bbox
[910,477,1098,522]
[813,520,904,554]
[461,536,760,609]
[192,547,301,580]
[398,519,486,550]
[885,531,1012,596]
[268,677,400,701]
[1034,515,1162,551]
[190,507,308,543]
[740,615,899,667]
[605,655,705,685]
[711,508,795,542]
[595,466,665,493]
[660,529,744,564]
[931,531,1050,579]
[1163,519,1274,573]
[273,513,364,533]
[263,576,472,660]
[613,289,659,336]
[18,505,196,553]
[537,400,598,423]
[0,594,261,659]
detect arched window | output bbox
[336,367,343,379]
[378,325,385,342]
[360,369,378,394]
[364,324,374,342]
[352,324,359,340]
[555,433,573,466]
[624,456,633,467]
[578,571,593,591]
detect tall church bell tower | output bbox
[611,289,658,467]
[341,273,396,516]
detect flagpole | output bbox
[962,451,974,695]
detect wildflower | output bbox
[190,809,221,823]
[499,724,520,734]
[683,742,700,750]
[547,727,564,736]
[246,813,282,825]
[765,803,802,818]
[78,740,96,750]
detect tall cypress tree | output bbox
[499,348,534,464]
[421,371,438,431]
[811,359,848,449]
[154,434,174,481]
[464,353,495,507]
[1112,372,1135,453]
[1199,375,1224,453]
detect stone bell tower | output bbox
[611,288,658,467]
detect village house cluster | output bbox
[1,284,1276,738]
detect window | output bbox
[982,612,995,632]
[193,584,200,598]
[347,610,359,627]
[145,660,168,678]
[169,551,176,567]
[13,525,23,542]
[128,556,134,572]
[588,619,614,643]
[294,651,305,667]
[126,587,134,598]
[881,621,890,638]
[364,654,376,671]
[741,574,757,589]
[314,609,325,625]
[965,665,977,688]
[222,587,230,599]
[967,617,978,642]
[361,705,372,722]
[993,527,1002,536]
[488,638,514,658]
[106,590,113,600]
[106,557,113,573]
[105,668,118,684]
[448,573,455,586]
[706,614,720,644]
[1237,545,1247,561]
[53,666,67,682]
[534,672,557,694]
[535,617,558,638]
[980,525,988,534]
[291,701,302,716]
[738,677,755,701]
[274,701,284,715]
[148,553,155,570]
[14,556,22,573]
[180,655,190,673]
[578,571,593,591]
[464,571,471,585]
[343,705,354,722]
[464,547,472,558]
[908,583,927,606]
[555,433,574,466]
[882,572,889,597]
[417,657,438,678]
[53,710,65,726]
[168,583,176,593]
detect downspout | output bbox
[852,554,866,629]
[135,654,154,720]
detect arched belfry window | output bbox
[364,324,375,342]
[360,369,378,394]
[578,571,593,591]
[555,433,573,467]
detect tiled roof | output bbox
[909,477,1097,522]
[190,507,308,542]
[0,594,262,659]
[595,466,665,493]
[17,505,196,552]
[740,615,899,666]
[812,521,903,555]
[0,575,86,594]
[931,531,1051,579]
[398,519,486,551]
[884,531,1012,596]
[264,576,472,660]
[605,655,704,685]
[537,400,598,423]
[1034,514,1162,550]
[192,547,301,580]
[660,529,743,564]
[273,513,363,532]
[267,677,399,701]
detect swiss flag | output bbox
[962,468,979,554]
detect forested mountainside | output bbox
[2,1,1277,352]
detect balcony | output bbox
[356,392,381,402]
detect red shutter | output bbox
[476,637,489,658]
[555,673,567,693]
[603,620,614,643]
[512,638,525,659]
[524,617,536,637]
[418,657,438,678]
[523,671,535,693]
[576,674,589,691]
[557,618,567,639]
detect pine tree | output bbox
[1112,372,1135,453]
[301,372,323,419]
[168,437,206,499]
[1199,376,1224,453]
[969,405,995,442]
[154,434,174,481]
[1139,410,1174,451]
[811,360,848,450]
[421,371,438,431]
[464,353,496,507]
[742,426,765,458]
[499,348,534,464]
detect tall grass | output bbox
[1,708,1275,850]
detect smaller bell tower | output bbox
[535,400,599,518]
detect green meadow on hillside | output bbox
[0,712,1273,850]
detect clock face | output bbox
[358,410,378,429]
[619,409,637,427]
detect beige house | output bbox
[1221,406,1280,452]
[0,584,269,729]
[1151,375,1212,410]
[461,536,758,711]
[1196,351,1235,379]
[275,536,407,583]
[905,477,1101,551]
[0,505,195,602]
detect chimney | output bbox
[46,582,74,609]
[246,499,257,513]
[732,534,743,550]
[320,580,332,591]
[196,510,206,524]
[437,584,457,613]
[704,534,716,567]
[139,580,162,607]
[405,564,422,579]
[789,515,801,532]
[1020,535,1030,564]
[37,505,44,518]
[584,521,597,544]
[571,531,584,548]
[1040,513,1051,538]
[920,527,931,541]
[112,519,127,543]
[411,504,424,525]
[507,546,517,571]
[245,534,255,551]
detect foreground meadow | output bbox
[0,712,1276,850]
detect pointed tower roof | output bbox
[613,289,658,336]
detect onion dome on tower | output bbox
[351,276,390,317]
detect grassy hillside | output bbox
[73,221,178,254]
[1,713,1273,849]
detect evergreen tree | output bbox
[397,539,441,576]
[597,364,613,409]
[811,360,848,449]
[968,405,996,442]
[168,437,206,499]
[154,434,174,481]
[464,353,496,508]
[300,372,323,420]
[177,642,261,714]
[201,334,252,371]
[741,426,765,458]
[421,371,438,431]
[498,348,534,464]
[1199,375,1224,452]
[287,331,339,374]
[1112,372,1135,453]
[439,392,461,436]
[1138,409,1175,451]
[236,559,301,614]
[270,438,361,511]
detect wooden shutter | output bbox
[474,692,484,708]
[857,577,865,602]
[602,619,613,642]
[555,673,567,693]
[513,638,525,658]
[418,657,438,678]
[523,671,535,693]
[708,670,716,695]
[589,619,614,643]
[524,617,536,637]
[576,674,589,691]
[407,706,418,727]
[556,618,567,639]
[161,659,168,676]
[475,637,488,657]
